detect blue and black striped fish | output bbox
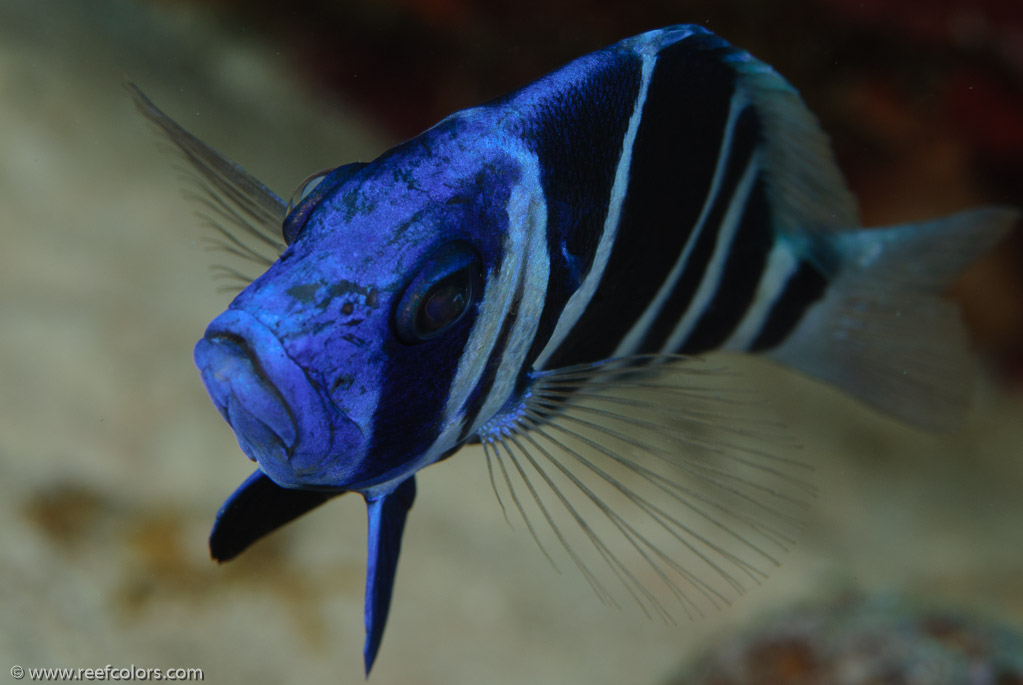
[133,25,1016,674]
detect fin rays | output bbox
[478,354,811,622]
[127,83,286,292]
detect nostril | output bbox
[330,373,355,394]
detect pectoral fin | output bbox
[209,469,344,562]
[363,476,417,675]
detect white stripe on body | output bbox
[660,153,760,353]
[719,242,798,351]
[464,166,551,437]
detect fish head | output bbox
[195,118,525,491]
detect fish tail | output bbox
[766,207,1018,430]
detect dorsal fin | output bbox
[731,54,860,235]
[637,26,861,253]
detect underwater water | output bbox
[1,1,1021,683]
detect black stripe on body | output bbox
[678,175,773,354]
[543,37,747,370]
[519,51,644,370]
[369,328,472,481]
[634,104,761,355]
[749,261,829,352]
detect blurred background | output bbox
[1,0,1021,683]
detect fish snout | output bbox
[194,309,364,488]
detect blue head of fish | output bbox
[194,116,524,493]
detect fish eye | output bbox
[282,162,367,245]
[417,272,470,335]
[287,169,333,213]
[394,242,482,344]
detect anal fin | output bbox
[363,476,417,675]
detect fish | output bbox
[130,24,1017,674]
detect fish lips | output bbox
[195,309,364,488]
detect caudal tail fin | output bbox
[766,207,1018,430]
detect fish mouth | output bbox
[196,333,298,456]
[195,309,361,488]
